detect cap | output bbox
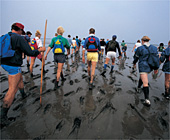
[14,23,24,31]
[112,35,117,39]
[26,31,32,35]
[141,36,150,41]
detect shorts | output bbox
[164,71,170,74]
[1,64,22,75]
[54,54,66,63]
[31,53,42,60]
[106,51,116,59]
[71,46,76,50]
[101,46,105,50]
[122,49,126,52]
[87,52,98,62]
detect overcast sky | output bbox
[0,0,169,45]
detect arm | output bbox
[45,47,52,60]
[132,45,136,52]
[133,48,140,65]
[117,43,122,56]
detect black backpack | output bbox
[108,40,117,50]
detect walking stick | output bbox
[40,19,47,105]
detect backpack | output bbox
[145,45,159,70]
[53,37,65,54]
[108,40,117,50]
[86,37,98,52]
[0,33,15,59]
[31,38,38,50]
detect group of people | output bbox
[0,22,169,125]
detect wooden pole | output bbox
[40,19,47,105]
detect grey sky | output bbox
[0,0,169,45]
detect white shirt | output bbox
[34,37,43,48]
[72,40,76,46]
[135,42,142,49]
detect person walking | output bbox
[160,41,170,99]
[82,28,101,90]
[120,40,127,57]
[29,30,45,77]
[132,40,142,53]
[101,35,121,75]
[66,35,72,59]
[25,31,32,67]
[133,36,159,106]
[100,38,106,56]
[0,23,45,123]
[45,26,70,89]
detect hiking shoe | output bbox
[61,77,66,81]
[30,73,33,77]
[143,99,151,107]
[89,83,94,90]
[110,69,114,73]
[101,70,106,76]
[163,93,170,100]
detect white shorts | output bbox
[106,51,116,59]
[101,46,105,50]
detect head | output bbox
[122,40,124,42]
[159,43,164,47]
[112,35,117,41]
[11,22,25,35]
[57,26,65,35]
[89,28,95,34]
[68,35,71,38]
[26,31,32,37]
[141,36,150,44]
[35,30,41,38]
[76,36,78,39]
[73,37,75,40]
[137,40,140,43]
[83,38,85,40]
[55,33,58,37]
[168,41,170,46]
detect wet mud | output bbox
[0,44,169,139]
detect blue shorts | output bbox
[1,65,22,75]
[164,71,170,74]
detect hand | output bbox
[44,55,47,60]
[133,64,136,69]
[82,57,85,63]
[154,69,158,74]
[38,47,46,52]
[119,55,122,59]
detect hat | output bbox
[141,36,150,41]
[35,30,41,36]
[112,35,117,39]
[26,31,32,35]
[14,23,24,31]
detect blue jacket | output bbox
[160,46,170,72]
[83,35,101,52]
[133,44,158,73]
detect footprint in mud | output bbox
[99,89,106,95]
[79,96,85,105]
[157,114,169,131]
[115,70,124,76]
[33,74,41,80]
[127,90,135,95]
[29,86,38,91]
[68,117,81,137]
[32,97,40,104]
[55,120,65,132]
[64,91,75,97]
[116,87,122,92]
[43,77,50,80]
[153,96,160,103]
[76,87,83,93]
[22,71,29,75]
[44,104,51,114]
[74,79,80,83]
[2,88,8,93]
[69,80,74,85]
[42,89,53,95]
[127,75,138,83]
[0,76,8,82]
[45,61,51,65]
[13,103,24,111]
[34,64,40,68]
[82,74,88,79]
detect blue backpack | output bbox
[0,33,15,59]
[145,45,160,70]
[53,37,65,54]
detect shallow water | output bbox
[0,43,169,139]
